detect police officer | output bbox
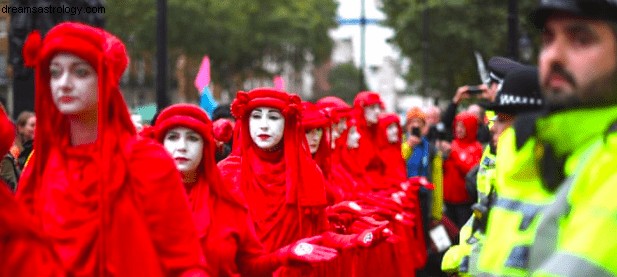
[526,0,617,275]
[443,66,545,276]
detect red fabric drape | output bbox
[17,23,206,276]
[220,88,330,276]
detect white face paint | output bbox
[337,118,348,133]
[249,107,285,150]
[49,53,98,116]
[363,104,381,125]
[305,128,323,154]
[331,123,341,141]
[386,123,399,143]
[347,126,361,149]
[164,126,204,176]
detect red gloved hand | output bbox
[212,118,233,142]
[349,216,389,231]
[359,194,403,213]
[356,226,394,247]
[326,201,365,216]
[327,213,355,231]
[321,231,365,250]
[276,236,338,267]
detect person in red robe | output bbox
[351,91,387,190]
[219,88,389,276]
[301,101,344,204]
[16,22,208,276]
[376,113,407,188]
[0,108,64,276]
[154,103,338,276]
[315,97,358,200]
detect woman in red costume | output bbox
[315,97,358,200]
[302,101,345,204]
[351,92,385,189]
[376,113,407,187]
[0,108,63,276]
[219,88,389,276]
[376,113,429,273]
[154,103,337,276]
[16,23,207,276]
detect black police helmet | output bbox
[530,0,617,29]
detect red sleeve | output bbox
[0,184,64,276]
[128,139,209,276]
[236,211,279,277]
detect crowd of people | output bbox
[1,0,617,276]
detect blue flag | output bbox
[199,86,218,118]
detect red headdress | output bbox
[377,113,403,147]
[301,101,332,179]
[154,104,245,235]
[376,113,407,187]
[316,96,352,123]
[18,22,135,213]
[454,111,479,143]
[351,91,383,174]
[337,118,372,193]
[229,88,327,208]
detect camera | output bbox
[467,85,484,95]
[411,127,421,137]
[435,122,449,141]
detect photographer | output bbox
[403,107,430,178]
[440,57,523,146]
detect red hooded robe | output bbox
[155,104,285,277]
[443,112,483,204]
[316,97,358,201]
[16,23,207,276]
[218,88,329,276]
[351,92,386,190]
[0,108,64,276]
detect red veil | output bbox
[17,23,205,276]
[218,88,328,254]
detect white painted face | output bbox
[249,107,285,150]
[164,126,204,175]
[386,123,399,143]
[305,128,323,154]
[49,53,98,117]
[331,123,341,141]
[347,126,361,149]
[337,118,348,133]
[363,104,381,125]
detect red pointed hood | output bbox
[454,111,479,143]
[230,88,327,208]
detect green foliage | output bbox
[380,0,538,99]
[105,0,337,90]
[328,62,367,104]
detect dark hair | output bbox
[212,104,232,121]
